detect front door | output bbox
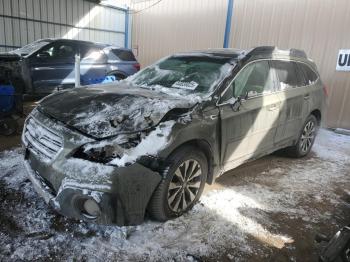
[219,60,281,171]
[29,41,77,94]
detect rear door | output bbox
[79,45,108,85]
[219,60,281,171]
[271,60,311,145]
[29,41,77,93]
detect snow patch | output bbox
[110,120,175,166]
[0,129,349,261]
[61,158,114,180]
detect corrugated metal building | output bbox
[0,0,130,52]
[125,0,350,129]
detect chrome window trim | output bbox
[216,58,320,107]
[23,116,64,162]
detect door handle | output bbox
[268,104,278,111]
[304,94,310,100]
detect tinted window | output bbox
[38,42,76,59]
[112,49,136,61]
[271,60,305,89]
[298,63,318,84]
[80,46,106,63]
[221,60,274,102]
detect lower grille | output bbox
[23,117,63,161]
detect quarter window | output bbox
[297,63,318,85]
[221,60,274,102]
[112,49,137,61]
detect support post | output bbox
[75,54,80,87]
[223,0,234,48]
[124,8,129,48]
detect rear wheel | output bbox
[148,146,207,221]
[107,71,126,81]
[285,115,318,158]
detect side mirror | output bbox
[230,91,249,111]
[225,97,242,112]
[243,91,249,100]
[231,96,242,112]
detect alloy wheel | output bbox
[167,159,202,212]
[300,120,316,153]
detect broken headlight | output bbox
[73,133,142,164]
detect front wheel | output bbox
[148,146,208,221]
[285,115,318,158]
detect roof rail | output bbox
[289,48,307,58]
[247,46,307,59]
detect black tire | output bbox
[148,146,208,221]
[285,114,318,158]
[107,71,126,81]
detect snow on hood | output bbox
[37,83,199,139]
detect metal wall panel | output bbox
[229,0,350,129]
[0,0,128,51]
[128,0,227,66]
[127,0,350,129]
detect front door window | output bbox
[221,60,274,102]
[36,43,76,60]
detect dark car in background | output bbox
[0,39,140,96]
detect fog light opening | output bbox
[81,198,101,219]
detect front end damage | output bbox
[21,81,203,225]
[24,157,161,225]
[21,108,174,226]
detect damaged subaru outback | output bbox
[22,46,326,225]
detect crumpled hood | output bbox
[38,83,198,139]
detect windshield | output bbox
[11,40,51,56]
[127,55,233,96]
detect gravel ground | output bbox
[0,129,349,261]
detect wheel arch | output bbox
[107,70,127,80]
[166,139,215,185]
[310,109,321,126]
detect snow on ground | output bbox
[0,129,349,261]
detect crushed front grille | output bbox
[24,118,63,161]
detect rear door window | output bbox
[112,49,136,61]
[271,60,305,90]
[80,46,107,63]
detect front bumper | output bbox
[22,110,162,225]
[24,154,162,226]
